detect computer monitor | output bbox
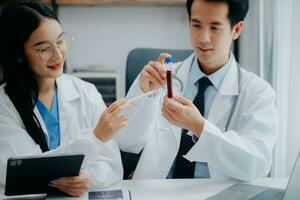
[207,150,300,200]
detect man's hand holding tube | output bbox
[161,95,205,138]
[139,53,171,93]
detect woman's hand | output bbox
[49,170,90,197]
[93,98,130,142]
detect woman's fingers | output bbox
[94,99,130,141]
[110,101,131,117]
[106,98,127,113]
[49,171,90,197]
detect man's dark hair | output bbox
[186,0,249,27]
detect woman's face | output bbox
[24,18,67,81]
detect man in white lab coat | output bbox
[118,0,278,181]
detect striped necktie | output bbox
[173,76,212,178]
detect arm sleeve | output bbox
[117,76,159,154]
[185,85,278,181]
[0,85,122,188]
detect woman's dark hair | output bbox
[0,1,59,152]
[186,0,249,27]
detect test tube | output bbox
[165,57,173,98]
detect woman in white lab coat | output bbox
[0,2,128,197]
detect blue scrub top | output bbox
[36,89,60,150]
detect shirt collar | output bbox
[56,74,80,102]
[36,87,59,120]
[190,53,233,90]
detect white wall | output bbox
[239,0,260,75]
[58,5,300,176]
[59,6,191,95]
[286,0,300,176]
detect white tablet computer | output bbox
[5,154,84,196]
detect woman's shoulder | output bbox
[0,83,17,115]
[57,74,102,99]
[59,74,97,90]
[0,83,8,103]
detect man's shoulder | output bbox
[57,74,102,105]
[240,68,275,97]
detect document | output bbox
[89,189,131,200]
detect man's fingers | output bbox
[163,96,183,112]
[173,95,193,106]
[157,53,172,64]
[148,61,167,78]
[146,63,166,82]
[161,107,175,123]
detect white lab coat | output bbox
[118,53,278,181]
[0,74,123,187]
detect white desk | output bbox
[0,178,288,200]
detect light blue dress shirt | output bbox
[36,89,60,150]
[167,53,233,178]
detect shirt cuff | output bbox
[192,134,199,143]
[81,128,106,151]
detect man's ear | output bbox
[232,21,244,40]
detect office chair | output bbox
[122,47,193,179]
[125,47,193,93]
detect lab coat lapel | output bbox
[34,106,49,143]
[169,54,195,145]
[207,59,239,127]
[56,75,80,143]
[176,53,195,94]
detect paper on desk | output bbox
[89,188,131,200]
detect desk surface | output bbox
[1,178,289,200]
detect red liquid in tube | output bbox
[167,70,172,98]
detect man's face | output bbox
[189,0,243,74]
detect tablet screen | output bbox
[5,154,84,196]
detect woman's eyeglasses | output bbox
[36,32,74,61]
